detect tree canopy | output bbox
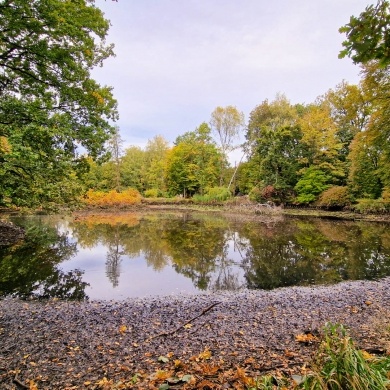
[0,0,118,207]
[0,0,118,153]
[339,0,390,65]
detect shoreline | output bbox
[1,278,390,388]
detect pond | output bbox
[1,211,390,300]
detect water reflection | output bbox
[0,218,89,299]
[1,212,390,299]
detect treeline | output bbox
[1,0,389,212]
[82,62,390,212]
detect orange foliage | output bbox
[83,188,142,208]
[74,213,140,227]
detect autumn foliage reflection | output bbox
[70,213,390,292]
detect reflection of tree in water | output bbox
[69,212,390,293]
[165,216,230,290]
[0,220,89,300]
[209,232,244,291]
[106,240,125,288]
[239,219,390,290]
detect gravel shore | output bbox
[1,278,390,389]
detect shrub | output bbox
[144,188,159,198]
[294,167,331,204]
[192,187,232,203]
[82,188,142,208]
[248,187,262,202]
[317,186,351,209]
[352,198,390,214]
[382,187,390,201]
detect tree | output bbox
[244,94,304,198]
[348,132,383,199]
[144,135,170,193]
[359,62,390,188]
[210,106,245,185]
[294,166,331,204]
[298,103,344,182]
[107,126,123,191]
[339,0,390,66]
[319,81,370,160]
[0,0,118,207]
[166,123,223,196]
[120,146,147,192]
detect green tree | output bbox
[0,0,118,207]
[144,135,170,193]
[244,94,304,198]
[294,166,331,204]
[120,146,147,192]
[166,123,223,196]
[320,81,370,161]
[348,131,383,198]
[359,62,390,188]
[339,0,390,66]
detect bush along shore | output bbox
[1,278,390,389]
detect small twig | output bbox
[79,359,110,379]
[189,320,210,335]
[145,302,221,342]
[13,374,29,389]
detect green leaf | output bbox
[158,356,169,363]
[180,374,192,383]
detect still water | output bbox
[1,211,390,300]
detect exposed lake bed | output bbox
[1,278,389,389]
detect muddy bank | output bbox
[1,279,390,389]
[0,221,25,246]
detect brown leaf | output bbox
[295,333,318,343]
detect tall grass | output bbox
[301,323,390,390]
[248,323,390,390]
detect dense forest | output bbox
[1,0,390,212]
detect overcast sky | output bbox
[93,0,370,158]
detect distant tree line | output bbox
[1,0,389,211]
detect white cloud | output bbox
[93,0,368,150]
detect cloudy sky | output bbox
[93,0,369,158]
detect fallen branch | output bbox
[145,302,221,342]
[13,375,28,389]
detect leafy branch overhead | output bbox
[339,0,390,65]
[0,0,118,208]
[0,0,118,153]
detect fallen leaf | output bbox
[29,380,38,390]
[295,333,318,343]
[153,370,171,381]
[361,350,374,360]
[119,325,127,334]
[198,347,212,360]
